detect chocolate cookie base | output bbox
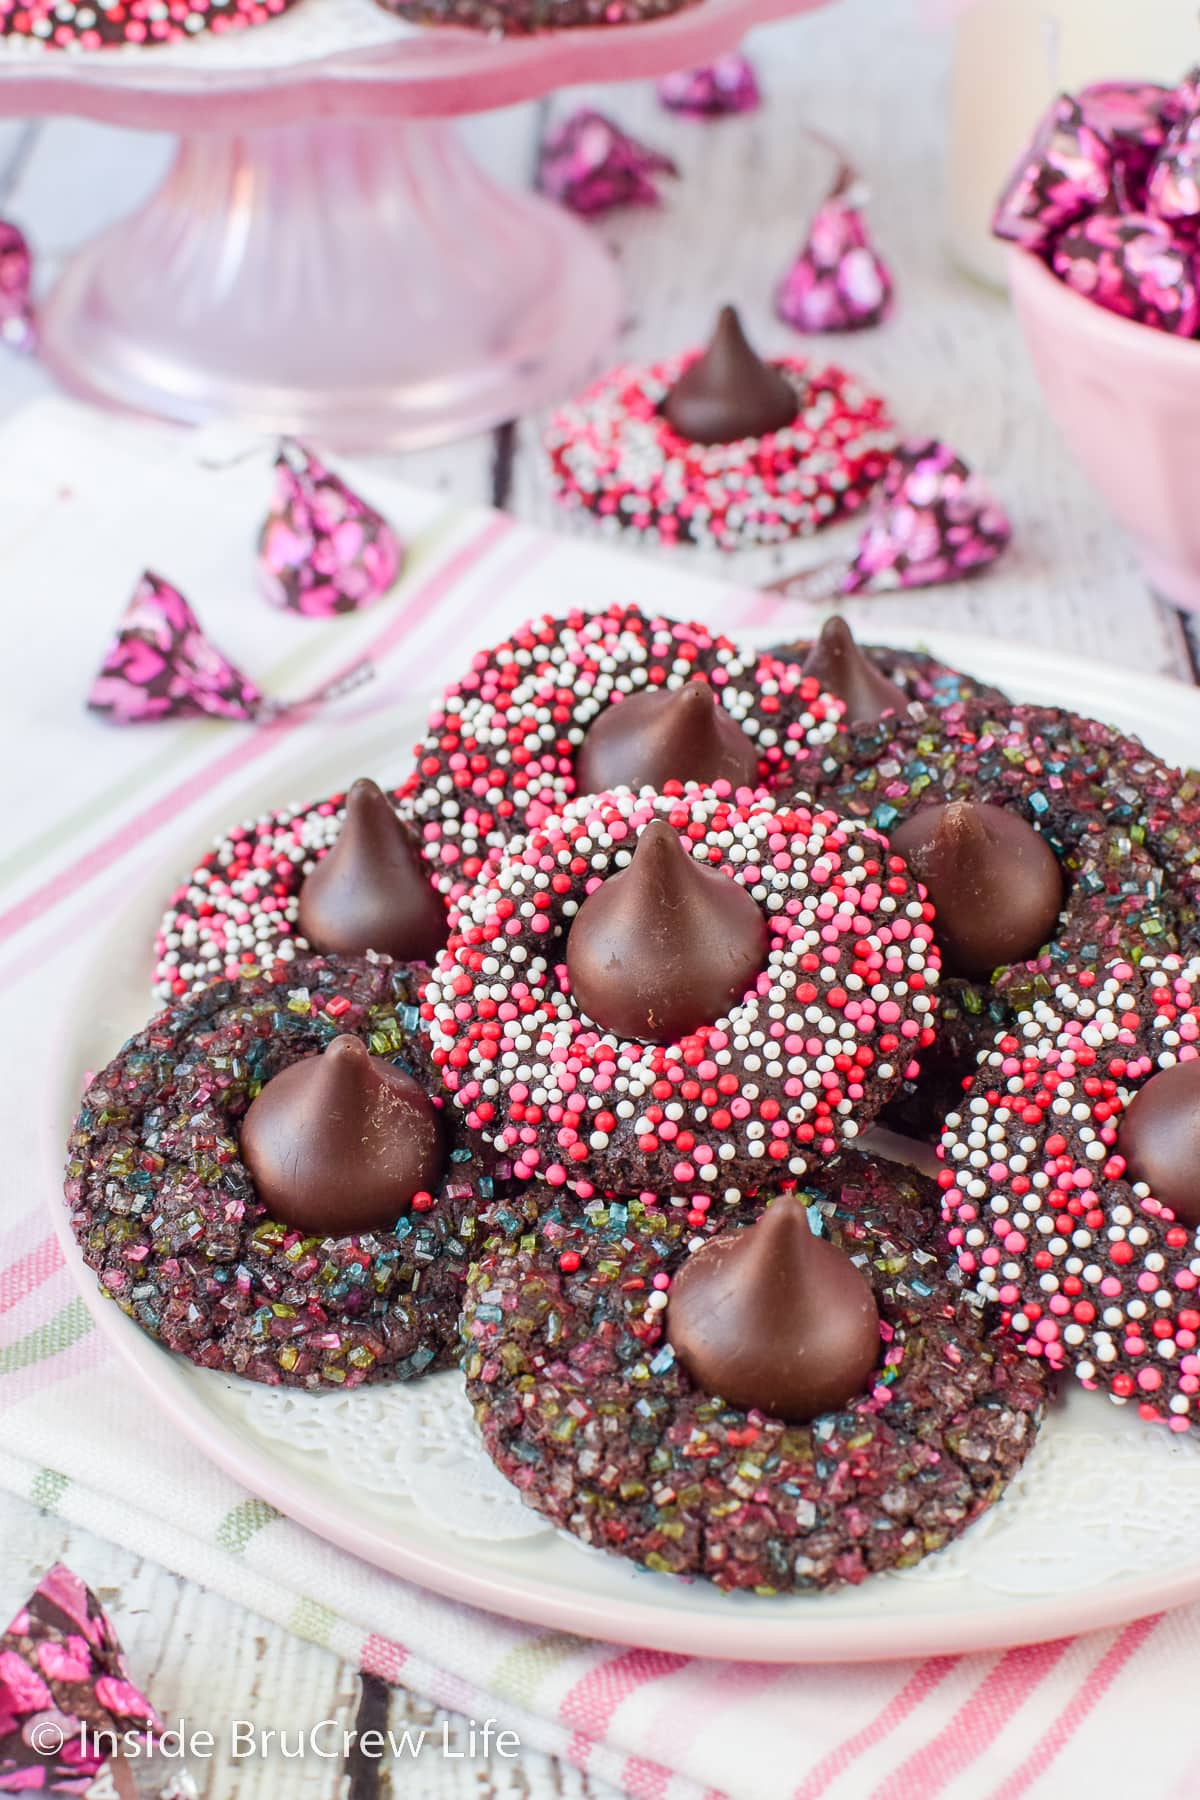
[463,1154,1048,1592]
[65,955,505,1391]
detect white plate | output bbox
[45,629,1200,1663]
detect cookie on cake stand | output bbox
[0,0,832,449]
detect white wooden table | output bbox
[2,3,1197,1793]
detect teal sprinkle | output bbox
[400,1005,420,1030]
[806,1204,826,1237]
[478,1177,495,1199]
[649,1345,676,1374]
[872,803,900,831]
[1028,791,1049,815]
[450,1147,472,1163]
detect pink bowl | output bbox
[1009,246,1200,611]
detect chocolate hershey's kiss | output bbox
[801,617,908,727]
[662,305,799,445]
[565,818,769,1044]
[1118,1060,1200,1228]
[240,1034,445,1236]
[888,800,1064,979]
[574,679,760,798]
[666,1193,880,1422]
[298,777,447,962]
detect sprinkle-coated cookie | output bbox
[462,1154,1048,1592]
[806,700,1200,1134]
[939,954,1200,1430]
[544,355,895,551]
[397,604,844,886]
[65,955,506,1390]
[0,0,297,48]
[423,787,939,1195]
[154,784,419,1002]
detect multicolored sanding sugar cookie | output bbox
[65,955,509,1389]
[464,1154,1048,1591]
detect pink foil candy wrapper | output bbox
[840,439,1010,595]
[0,219,35,355]
[537,109,678,218]
[992,93,1111,252]
[1148,78,1200,223]
[1050,205,1200,336]
[89,572,263,724]
[1078,79,1179,193]
[258,439,402,618]
[0,1562,160,1795]
[775,179,893,333]
[656,53,760,118]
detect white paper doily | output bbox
[236,1370,1200,1600]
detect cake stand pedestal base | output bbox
[38,116,621,451]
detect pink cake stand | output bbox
[0,0,829,449]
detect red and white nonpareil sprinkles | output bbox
[0,0,294,47]
[423,788,939,1195]
[939,955,1200,1431]
[153,788,407,1000]
[543,355,895,551]
[396,604,844,899]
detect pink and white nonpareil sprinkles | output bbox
[939,956,1200,1431]
[0,0,297,48]
[258,440,402,619]
[544,353,895,550]
[395,603,850,899]
[153,785,410,998]
[423,788,939,1195]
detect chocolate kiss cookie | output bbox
[425,787,939,1196]
[240,1034,445,1236]
[573,678,761,798]
[785,693,1200,1140]
[801,617,908,726]
[463,1155,1048,1592]
[940,953,1200,1429]
[666,1191,880,1421]
[662,305,799,444]
[65,956,509,1391]
[566,818,769,1043]
[889,801,1065,978]
[297,777,448,963]
[1118,1059,1200,1228]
